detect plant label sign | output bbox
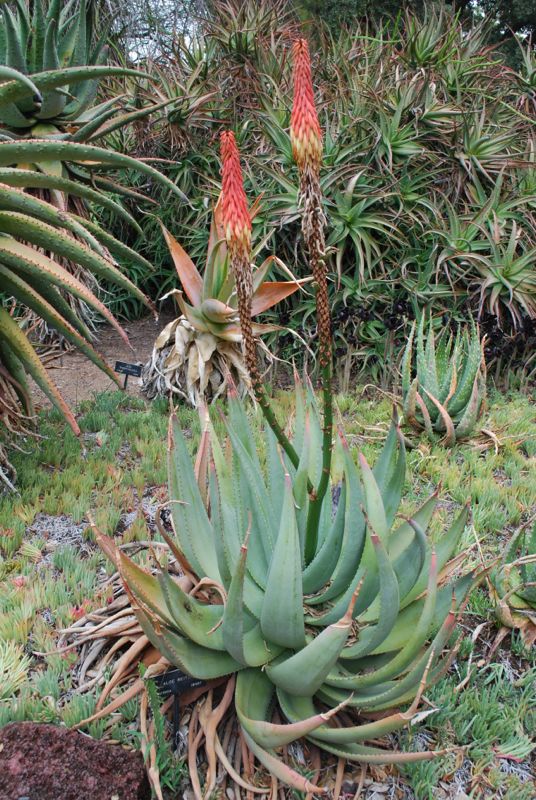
[154,668,205,701]
[114,360,142,388]
[154,668,206,750]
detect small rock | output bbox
[0,723,150,800]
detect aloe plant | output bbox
[0,0,158,139]
[99,387,475,792]
[402,315,487,445]
[141,196,305,405]
[94,39,480,793]
[490,523,536,649]
[0,143,185,486]
[0,0,185,340]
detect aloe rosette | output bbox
[141,195,305,405]
[490,522,536,649]
[402,315,486,445]
[99,384,476,792]
[0,0,160,139]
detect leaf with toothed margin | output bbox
[0,306,79,434]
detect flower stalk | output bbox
[220,131,301,469]
[291,38,333,563]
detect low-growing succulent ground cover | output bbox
[0,387,534,799]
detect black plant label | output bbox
[154,668,205,701]
[114,360,143,377]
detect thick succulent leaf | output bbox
[0,339,33,416]
[223,535,278,666]
[0,65,41,108]
[306,738,441,764]
[0,66,149,108]
[0,167,142,233]
[0,235,130,345]
[147,624,243,680]
[260,476,306,649]
[371,570,476,656]
[302,479,346,595]
[0,211,152,310]
[0,183,105,252]
[279,691,424,745]
[15,268,92,340]
[422,388,456,443]
[400,503,470,609]
[454,374,484,438]
[448,325,484,417]
[0,140,187,202]
[265,587,358,696]
[0,265,119,386]
[359,452,389,541]
[326,551,438,689]
[250,280,303,316]
[340,533,400,659]
[69,213,155,273]
[158,571,225,651]
[224,409,276,575]
[167,414,221,581]
[240,728,327,795]
[117,552,175,628]
[306,439,365,606]
[0,305,79,433]
[161,224,202,306]
[237,669,345,749]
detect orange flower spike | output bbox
[290,38,323,174]
[220,131,252,261]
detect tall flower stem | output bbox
[220,131,302,471]
[291,38,333,564]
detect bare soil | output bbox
[0,722,150,800]
[32,314,174,410]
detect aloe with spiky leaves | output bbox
[402,315,487,445]
[490,522,536,649]
[0,141,185,486]
[0,0,157,139]
[0,0,185,341]
[99,386,476,792]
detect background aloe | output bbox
[100,3,535,387]
[0,138,184,486]
[402,315,487,445]
[490,522,536,649]
[0,0,178,339]
[141,196,305,405]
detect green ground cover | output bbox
[0,388,534,798]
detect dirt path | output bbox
[32,313,174,409]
